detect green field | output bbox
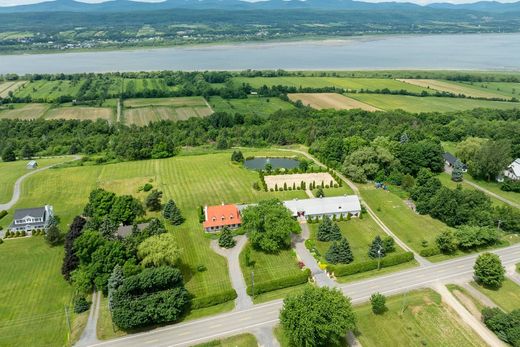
[232,77,430,93]
[358,184,450,254]
[0,237,73,347]
[14,80,83,102]
[123,78,177,95]
[398,79,508,99]
[209,96,294,117]
[349,94,520,113]
[455,81,520,99]
[308,217,405,264]
[239,243,303,289]
[471,279,520,312]
[354,289,486,347]
[194,333,257,347]
[0,103,50,119]
[464,175,520,206]
[0,157,72,204]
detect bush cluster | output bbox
[246,268,311,296]
[0,210,7,220]
[328,252,414,277]
[190,289,238,310]
[419,247,441,257]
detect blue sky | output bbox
[0,0,517,7]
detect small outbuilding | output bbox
[443,152,467,172]
[283,195,361,220]
[26,160,38,169]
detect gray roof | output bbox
[283,196,361,216]
[116,223,149,238]
[13,207,46,220]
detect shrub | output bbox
[370,293,387,314]
[143,183,153,192]
[419,247,441,257]
[246,269,311,296]
[190,289,238,310]
[0,238,3,244]
[196,264,207,272]
[0,210,7,220]
[329,252,414,277]
[73,296,90,314]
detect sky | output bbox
[0,0,517,7]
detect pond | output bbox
[244,157,299,170]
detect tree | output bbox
[62,216,87,281]
[138,233,181,267]
[241,199,299,253]
[163,199,184,225]
[99,215,118,240]
[370,293,387,314]
[451,160,465,182]
[317,216,341,242]
[474,252,505,288]
[108,264,124,311]
[83,188,116,219]
[455,137,487,164]
[21,144,34,159]
[325,237,353,264]
[218,227,236,248]
[368,235,385,259]
[382,236,395,253]
[316,186,325,198]
[435,230,457,254]
[45,223,61,246]
[110,195,144,225]
[1,146,16,162]
[470,140,511,181]
[280,285,356,347]
[145,190,163,211]
[231,150,244,163]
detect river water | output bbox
[1,33,520,74]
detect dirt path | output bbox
[433,283,507,347]
[210,235,253,310]
[75,291,101,347]
[116,99,122,123]
[464,180,519,209]
[452,289,482,319]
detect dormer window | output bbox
[212,217,216,222]
[230,215,234,219]
[221,216,225,221]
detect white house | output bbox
[8,205,54,234]
[26,160,38,169]
[283,195,361,220]
[504,158,520,181]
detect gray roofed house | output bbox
[8,205,54,235]
[283,195,361,220]
[443,152,467,172]
[115,223,149,238]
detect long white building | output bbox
[283,195,361,220]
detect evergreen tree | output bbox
[218,227,236,248]
[231,150,244,163]
[163,199,184,225]
[145,190,163,211]
[451,160,464,182]
[22,144,34,159]
[317,216,333,241]
[382,236,395,253]
[368,235,386,259]
[316,186,324,198]
[99,215,118,239]
[108,264,124,311]
[326,237,353,264]
[400,132,409,144]
[45,223,61,246]
[330,222,342,241]
[1,146,16,162]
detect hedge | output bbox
[419,247,441,257]
[328,252,414,277]
[0,210,7,220]
[190,289,238,310]
[246,268,311,296]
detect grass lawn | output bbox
[455,81,520,99]
[0,237,74,347]
[308,217,405,264]
[0,157,73,204]
[314,184,354,197]
[239,243,303,290]
[471,279,520,312]
[437,172,506,207]
[194,333,257,347]
[354,289,487,347]
[463,175,520,206]
[358,184,450,253]
[209,96,294,117]
[349,93,520,113]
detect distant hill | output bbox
[1,0,518,13]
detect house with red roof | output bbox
[203,203,242,232]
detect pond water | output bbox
[244,157,299,170]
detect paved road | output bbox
[210,235,253,310]
[88,244,520,347]
[0,155,80,211]
[76,292,102,347]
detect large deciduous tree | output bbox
[470,140,512,181]
[241,199,299,253]
[280,285,356,347]
[474,252,505,288]
[137,233,181,268]
[1,146,16,162]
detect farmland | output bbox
[308,217,405,265]
[397,79,508,99]
[209,96,294,117]
[0,80,26,98]
[14,80,83,102]
[44,106,115,122]
[453,81,520,99]
[0,237,73,347]
[232,77,430,93]
[354,289,487,347]
[288,93,379,111]
[349,93,520,113]
[0,103,49,119]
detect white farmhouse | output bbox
[9,205,54,234]
[283,196,361,220]
[504,158,520,181]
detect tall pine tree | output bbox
[317,216,333,241]
[108,264,124,311]
[451,160,464,182]
[163,199,184,225]
[145,190,163,211]
[218,227,236,248]
[326,237,353,264]
[368,235,386,259]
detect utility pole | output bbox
[251,271,255,300]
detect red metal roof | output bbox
[203,204,241,229]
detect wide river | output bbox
[1,33,520,74]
